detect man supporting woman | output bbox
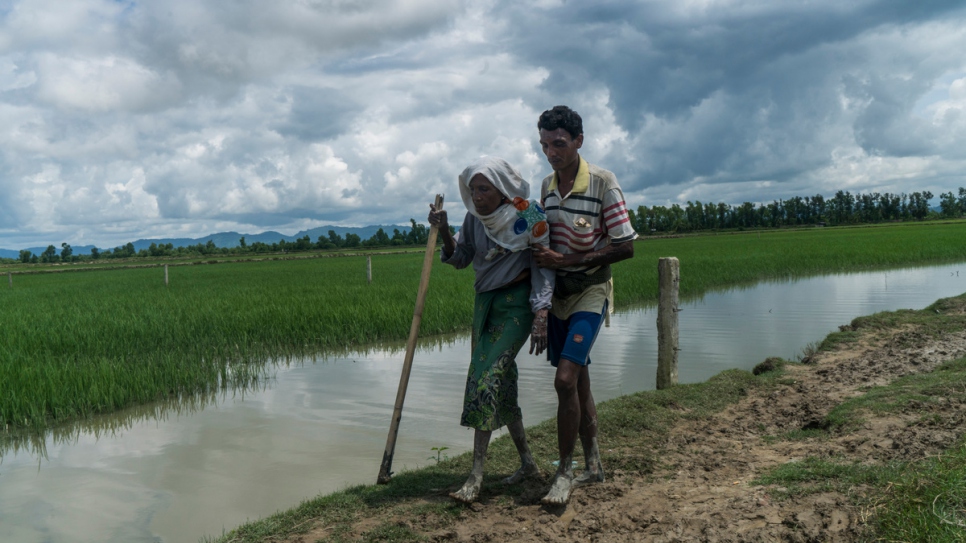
[428,156,554,503]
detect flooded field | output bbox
[1,262,963,542]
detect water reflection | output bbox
[0,263,963,543]
[309,331,467,360]
[0,385,270,461]
[0,334,467,460]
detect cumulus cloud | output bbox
[1,0,966,249]
[34,53,183,112]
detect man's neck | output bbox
[555,157,580,195]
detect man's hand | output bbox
[529,308,549,355]
[531,244,567,269]
[534,240,635,270]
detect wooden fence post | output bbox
[7,272,11,289]
[164,264,169,286]
[367,255,372,284]
[657,257,680,389]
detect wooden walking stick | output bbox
[377,194,444,484]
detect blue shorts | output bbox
[548,301,607,367]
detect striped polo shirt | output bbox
[540,157,638,318]
[540,157,638,275]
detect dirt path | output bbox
[288,300,966,543]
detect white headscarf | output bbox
[458,156,548,253]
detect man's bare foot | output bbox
[540,472,573,505]
[501,459,541,484]
[450,473,483,503]
[573,457,605,488]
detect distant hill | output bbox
[0,224,414,259]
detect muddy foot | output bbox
[501,460,541,485]
[541,472,573,505]
[450,473,483,503]
[573,458,605,488]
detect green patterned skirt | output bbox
[461,280,534,431]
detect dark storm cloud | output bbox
[500,0,966,191]
[3,0,966,250]
[112,0,463,102]
[506,0,963,124]
[274,86,362,141]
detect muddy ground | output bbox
[288,299,966,543]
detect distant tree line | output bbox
[8,187,966,265]
[14,219,432,264]
[629,188,966,234]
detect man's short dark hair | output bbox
[538,105,583,140]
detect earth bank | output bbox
[226,294,966,543]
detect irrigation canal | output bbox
[2,262,965,543]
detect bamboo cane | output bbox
[377,194,444,484]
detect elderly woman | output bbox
[428,156,554,503]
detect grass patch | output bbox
[763,427,830,444]
[754,448,966,543]
[869,442,966,543]
[358,523,423,543]
[754,456,901,498]
[755,346,966,542]
[824,356,966,432]
[817,330,862,351]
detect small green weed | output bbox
[427,446,449,463]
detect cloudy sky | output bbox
[2,0,966,249]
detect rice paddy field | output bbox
[2,220,966,432]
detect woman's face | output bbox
[468,174,505,216]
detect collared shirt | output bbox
[541,157,638,318]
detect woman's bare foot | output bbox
[501,458,541,484]
[450,473,483,503]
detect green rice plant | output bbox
[0,255,474,431]
[613,221,966,306]
[2,221,966,432]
